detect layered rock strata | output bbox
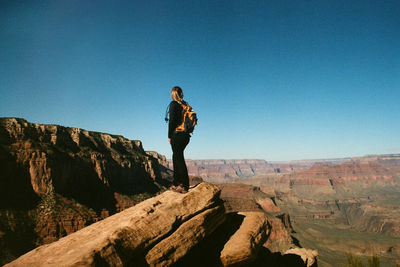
[216,183,297,253]
[175,158,350,180]
[0,118,170,264]
[176,155,398,181]
[0,118,166,200]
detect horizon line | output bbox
[165,153,400,163]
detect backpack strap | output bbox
[164,103,171,122]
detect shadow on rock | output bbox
[251,247,311,267]
[176,212,245,267]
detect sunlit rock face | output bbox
[0,118,170,265]
[5,183,224,267]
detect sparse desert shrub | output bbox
[344,253,365,267]
[343,253,381,267]
[367,254,380,267]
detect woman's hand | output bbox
[168,138,171,144]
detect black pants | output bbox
[171,132,190,190]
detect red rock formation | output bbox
[180,159,276,178]
[264,214,294,252]
[169,154,399,182]
[257,198,281,213]
[291,160,395,185]
[0,118,171,264]
[216,183,297,253]
[217,183,273,212]
[353,154,400,173]
[176,158,350,180]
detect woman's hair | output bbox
[171,86,183,103]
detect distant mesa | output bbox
[173,157,352,181]
[177,154,400,183]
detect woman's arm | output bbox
[168,101,181,139]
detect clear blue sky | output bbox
[1,0,399,161]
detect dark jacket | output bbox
[168,100,184,138]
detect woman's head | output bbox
[171,86,183,103]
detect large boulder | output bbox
[220,211,269,266]
[5,182,223,266]
[145,205,225,266]
[284,248,318,267]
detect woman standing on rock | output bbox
[167,86,191,193]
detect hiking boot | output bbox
[169,185,187,194]
[175,185,188,194]
[169,185,178,192]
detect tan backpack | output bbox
[165,101,198,134]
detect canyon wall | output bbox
[0,118,170,264]
[255,157,400,266]
[175,158,350,180]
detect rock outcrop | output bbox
[220,212,269,266]
[284,248,318,267]
[5,183,273,267]
[340,203,400,238]
[0,118,167,200]
[145,205,225,266]
[216,183,298,253]
[217,183,272,212]
[0,118,170,264]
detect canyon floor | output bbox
[276,181,400,266]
